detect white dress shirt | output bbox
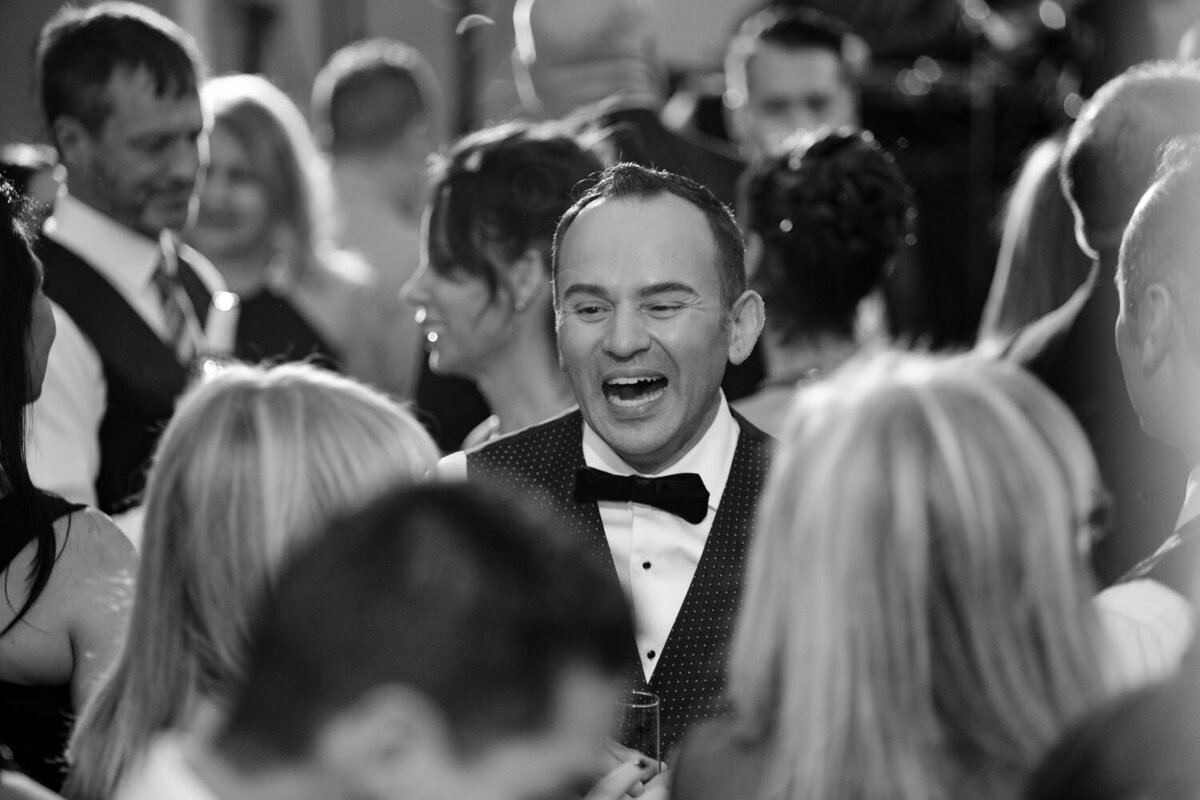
[584,398,738,681]
[27,193,223,540]
[1094,463,1200,689]
[1097,578,1193,690]
[438,396,740,682]
[1175,465,1200,532]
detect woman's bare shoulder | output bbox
[51,509,137,581]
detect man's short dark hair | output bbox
[552,162,746,308]
[726,6,854,90]
[215,483,634,766]
[311,38,439,155]
[1061,60,1200,259]
[1118,138,1200,324]
[35,1,204,141]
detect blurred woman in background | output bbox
[403,121,606,447]
[65,363,437,800]
[674,351,1111,800]
[186,74,396,386]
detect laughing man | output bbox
[440,162,769,760]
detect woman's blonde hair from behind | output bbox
[65,363,437,800]
[731,351,1109,800]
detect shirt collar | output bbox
[582,394,738,513]
[1176,465,1200,531]
[44,191,166,288]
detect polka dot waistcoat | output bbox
[467,409,773,760]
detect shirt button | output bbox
[647,650,656,659]
[642,561,651,570]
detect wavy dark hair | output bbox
[426,120,606,300]
[742,129,911,343]
[0,181,57,636]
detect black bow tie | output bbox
[574,466,710,524]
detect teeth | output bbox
[603,375,667,408]
[608,383,667,407]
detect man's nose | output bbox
[168,137,203,185]
[603,304,651,358]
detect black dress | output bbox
[0,492,86,792]
[234,288,342,371]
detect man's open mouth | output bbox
[603,376,667,407]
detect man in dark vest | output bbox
[440,163,769,761]
[28,2,224,537]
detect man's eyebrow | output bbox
[563,283,610,300]
[638,281,697,298]
[563,281,699,300]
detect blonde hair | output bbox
[200,73,336,282]
[65,363,437,800]
[731,351,1107,800]
[978,135,1091,342]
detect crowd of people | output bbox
[4,1,1200,800]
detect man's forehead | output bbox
[748,44,846,89]
[561,194,712,256]
[557,193,722,292]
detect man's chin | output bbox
[147,200,198,235]
[587,417,675,472]
[136,215,187,238]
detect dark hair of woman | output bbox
[426,120,605,298]
[741,129,911,343]
[0,180,57,636]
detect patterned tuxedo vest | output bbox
[39,237,213,514]
[467,409,772,759]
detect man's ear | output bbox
[1138,283,1175,374]
[52,116,93,172]
[727,289,765,366]
[313,685,454,798]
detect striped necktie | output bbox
[151,246,200,363]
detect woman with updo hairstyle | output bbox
[673,351,1112,800]
[404,121,606,448]
[65,363,438,800]
[733,129,911,437]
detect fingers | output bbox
[603,738,643,766]
[584,759,652,800]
